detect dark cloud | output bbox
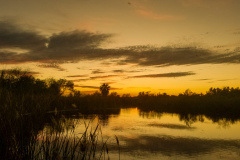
[66,75,88,78]
[47,30,112,50]
[0,20,114,64]
[112,69,149,73]
[128,72,195,78]
[1,20,240,67]
[233,31,240,34]
[0,69,40,75]
[0,20,47,50]
[112,69,124,73]
[91,69,105,74]
[37,63,65,71]
[120,46,240,66]
[0,51,18,63]
[78,85,100,89]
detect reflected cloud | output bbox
[148,123,196,130]
[115,135,240,156]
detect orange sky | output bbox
[0,0,240,96]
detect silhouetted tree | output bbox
[110,92,119,97]
[47,78,74,96]
[100,83,110,96]
[92,91,101,96]
[183,89,193,96]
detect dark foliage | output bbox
[99,83,110,96]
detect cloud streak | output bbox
[37,63,65,71]
[179,0,234,8]
[78,85,121,90]
[128,72,195,79]
[66,75,88,78]
[129,1,184,21]
[90,75,122,80]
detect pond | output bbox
[44,108,240,160]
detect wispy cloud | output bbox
[0,69,40,75]
[69,78,89,82]
[91,69,105,74]
[90,75,122,80]
[112,70,124,73]
[130,1,184,21]
[179,0,234,8]
[37,63,65,71]
[119,135,240,155]
[128,72,195,79]
[66,75,88,78]
[112,69,146,73]
[148,123,196,130]
[119,46,240,66]
[135,8,183,21]
[78,85,100,89]
[194,79,211,81]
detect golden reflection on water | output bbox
[71,108,240,140]
[50,108,240,160]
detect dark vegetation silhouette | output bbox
[1,69,240,159]
[0,69,117,159]
[100,83,110,96]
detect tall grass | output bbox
[0,102,113,160]
[34,121,110,160]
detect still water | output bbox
[46,108,240,160]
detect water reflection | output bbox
[178,114,205,126]
[7,107,240,160]
[117,135,240,157]
[148,123,196,130]
[100,108,240,159]
[139,110,239,128]
[139,111,163,119]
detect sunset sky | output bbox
[0,0,240,96]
